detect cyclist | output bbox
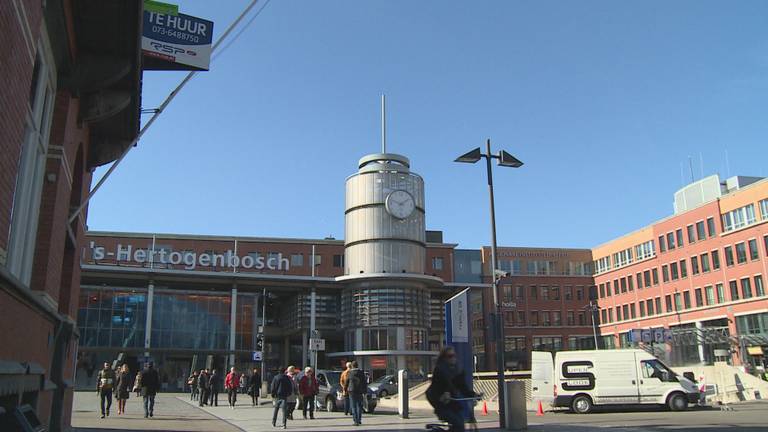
[426,346,477,432]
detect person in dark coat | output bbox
[198,369,209,406]
[299,367,319,419]
[248,368,262,406]
[270,366,294,429]
[188,371,199,401]
[426,346,476,432]
[96,362,116,419]
[345,362,367,426]
[115,364,132,415]
[136,362,160,418]
[210,369,221,407]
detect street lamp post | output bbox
[585,301,600,349]
[455,139,523,429]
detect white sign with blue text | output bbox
[142,10,214,70]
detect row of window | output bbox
[658,216,718,253]
[599,235,768,299]
[472,309,590,328]
[723,200,768,232]
[502,285,589,302]
[473,335,596,352]
[599,275,766,325]
[497,259,594,276]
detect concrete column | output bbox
[230,286,237,367]
[302,329,308,367]
[144,280,155,359]
[696,321,706,364]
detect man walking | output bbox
[225,367,240,408]
[248,368,262,406]
[299,367,319,419]
[96,362,115,419]
[271,366,294,429]
[339,362,352,416]
[210,369,221,407]
[346,361,367,426]
[137,362,160,418]
[188,371,199,401]
[198,369,209,407]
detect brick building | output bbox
[593,175,768,369]
[0,1,142,430]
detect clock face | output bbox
[385,190,415,219]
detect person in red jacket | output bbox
[298,367,320,419]
[225,367,241,409]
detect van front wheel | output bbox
[667,392,688,411]
[571,395,593,414]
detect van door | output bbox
[531,351,554,403]
[593,350,640,405]
[636,356,677,404]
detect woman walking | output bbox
[248,368,262,406]
[115,364,132,415]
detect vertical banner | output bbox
[445,288,473,392]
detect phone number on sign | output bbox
[151,26,200,43]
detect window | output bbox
[696,221,706,241]
[707,217,717,237]
[644,270,651,287]
[705,285,715,305]
[695,288,703,307]
[553,311,562,326]
[628,276,634,291]
[683,291,691,309]
[724,246,735,266]
[599,283,605,298]
[691,256,700,275]
[530,285,538,300]
[620,278,627,293]
[551,286,560,300]
[503,285,513,302]
[712,250,721,269]
[606,281,612,297]
[612,248,634,268]
[676,229,684,247]
[609,308,614,323]
[6,43,56,285]
[290,254,304,267]
[729,280,739,301]
[647,299,654,316]
[741,278,753,299]
[634,240,656,260]
[630,303,636,319]
[679,260,687,278]
[614,279,619,295]
[674,293,683,311]
[623,304,630,320]
[665,295,673,312]
[659,235,667,253]
[641,360,676,382]
[760,199,768,220]
[594,256,610,274]
[639,301,646,317]
[517,311,526,326]
[716,283,725,303]
[601,309,607,324]
[578,311,586,326]
[700,253,710,273]
[530,311,539,326]
[687,225,696,243]
[755,276,765,297]
[312,254,322,265]
[735,242,747,264]
[616,307,622,321]
[515,285,525,300]
[667,232,676,250]
[432,256,444,270]
[722,204,756,232]
[652,268,659,285]
[541,286,550,301]
[670,262,679,280]
[748,239,759,261]
[636,272,643,289]
[566,311,575,326]
[662,265,670,282]
[655,297,662,314]
[576,286,584,300]
[543,311,552,326]
[332,254,344,268]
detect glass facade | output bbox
[78,287,147,348]
[341,284,430,328]
[151,291,231,351]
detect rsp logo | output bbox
[561,360,595,391]
[149,42,197,56]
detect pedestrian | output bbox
[115,364,132,415]
[225,367,240,408]
[210,369,221,407]
[96,362,116,419]
[425,346,476,432]
[271,366,294,429]
[248,368,262,406]
[188,370,199,401]
[299,367,319,419]
[339,362,352,416]
[136,361,160,418]
[198,369,209,407]
[345,361,367,426]
[240,373,247,394]
[285,366,299,420]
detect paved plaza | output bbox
[71,392,768,432]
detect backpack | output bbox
[346,369,365,394]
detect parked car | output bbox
[315,369,377,413]
[369,374,397,398]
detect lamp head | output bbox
[455,147,482,164]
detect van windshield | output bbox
[641,359,677,383]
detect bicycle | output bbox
[425,396,483,432]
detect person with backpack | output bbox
[426,346,476,432]
[96,362,116,418]
[270,366,295,429]
[345,361,367,426]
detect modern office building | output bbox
[0,1,143,430]
[592,175,768,369]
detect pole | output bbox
[261,287,267,385]
[485,138,506,429]
[310,245,317,369]
[381,94,386,154]
[590,303,599,349]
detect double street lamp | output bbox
[455,139,523,429]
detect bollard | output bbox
[504,380,527,431]
[398,369,409,419]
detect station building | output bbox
[592,175,768,370]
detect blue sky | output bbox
[88,0,768,249]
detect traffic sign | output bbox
[251,351,262,361]
[309,338,325,351]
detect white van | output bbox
[532,349,699,414]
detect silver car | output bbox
[368,374,398,398]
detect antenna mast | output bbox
[381,94,386,153]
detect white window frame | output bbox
[6,32,56,285]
